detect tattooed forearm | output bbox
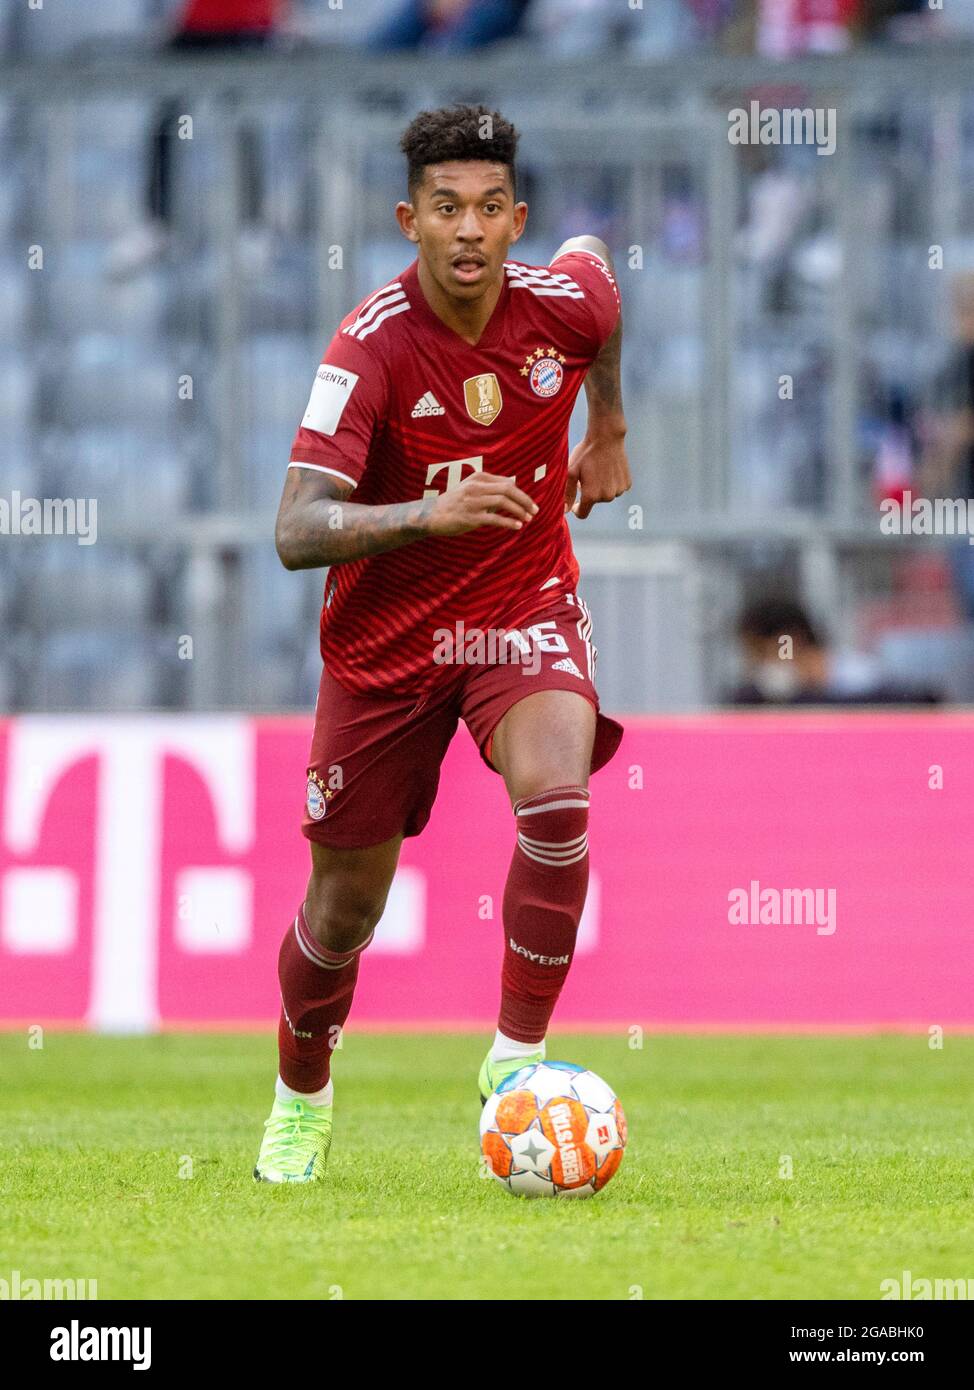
[550,235,626,435]
[276,471,437,570]
[583,315,625,428]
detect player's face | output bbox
[396,162,527,300]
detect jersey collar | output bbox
[404,257,510,352]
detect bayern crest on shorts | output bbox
[306,780,326,819]
[306,770,331,820]
[529,355,564,398]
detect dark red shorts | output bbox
[301,592,624,849]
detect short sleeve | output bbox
[288,331,389,490]
[548,249,621,355]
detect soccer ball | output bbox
[480,1060,627,1198]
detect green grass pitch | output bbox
[2,1031,972,1300]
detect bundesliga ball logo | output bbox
[480,1060,627,1197]
[530,356,564,398]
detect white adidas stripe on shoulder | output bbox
[509,283,585,299]
[505,262,584,299]
[358,281,404,314]
[343,283,411,340]
[506,263,580,288]
[509,272,581,291]
[343,287,407,338]
[505,262,580,286]
[348,283,403,326]
[354,301,411,339]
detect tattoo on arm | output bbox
[584,315,624,420]
[276,469,436,570]
[551,236,626,429]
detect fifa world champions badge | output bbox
[462,372,503,425]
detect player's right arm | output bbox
[277,326,536,570]
[275,467,538,571]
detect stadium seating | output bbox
[2,12,973,711]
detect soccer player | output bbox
[254,105,630,1182]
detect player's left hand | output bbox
[564,431,631,519]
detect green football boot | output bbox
[478,1047,545,1106]
[253,1096,333,1183]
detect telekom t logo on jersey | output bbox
[423,456,546,499]
[1,719,255,1030]
[423,456,487,498]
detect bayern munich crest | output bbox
[522,346,567,398]
[306,769,334,821]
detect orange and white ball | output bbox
[480,1061,627,1198]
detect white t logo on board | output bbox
[2,718,255,1031]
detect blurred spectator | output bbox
[366,0,532,51]
[737,153,814,272]
[856,0,944,46]
[868,386,916,510]
[109,0,291,278]
[757,0,859,56]
[529,0,629,55]
[727,597,942,703]
[919,273,974,622]
[625,0,750,57]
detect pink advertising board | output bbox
[1,712,972,1030]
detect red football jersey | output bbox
[289,250,621,696]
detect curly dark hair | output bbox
[400,104,519,199]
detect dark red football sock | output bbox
[498,785,590,1043]
[277,904,373,1093]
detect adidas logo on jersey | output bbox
[411,391,445,418]
[551,657,584,679]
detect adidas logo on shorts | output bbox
[551,657,584,679]
[411,391,445,418]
